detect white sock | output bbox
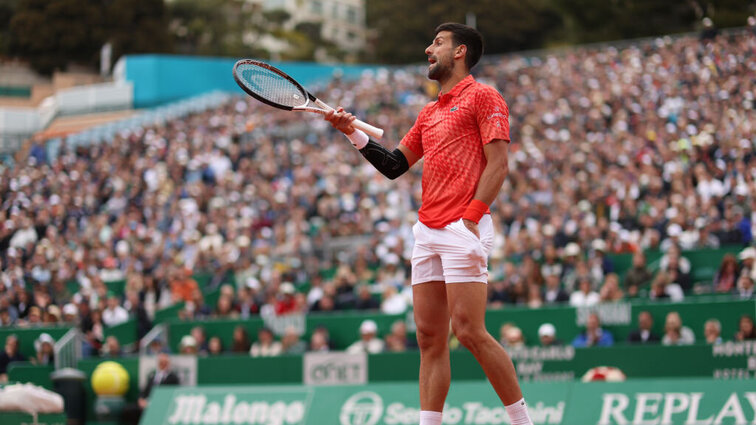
[505,398,533,425]
[419,410,443,425]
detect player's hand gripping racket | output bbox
[233,59,384,140]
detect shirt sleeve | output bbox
[400,109,425,158]
[475,87,510,145]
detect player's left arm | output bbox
[462,87,511,238]
[462,140,509,238]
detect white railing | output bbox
[0,81,133,154]
[139,323,168,355]
[54,328,83,370]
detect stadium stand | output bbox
[0,27,754,423]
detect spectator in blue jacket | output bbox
[572,313,614,348]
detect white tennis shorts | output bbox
[411,215,494,284]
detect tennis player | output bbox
[325,23,533,425]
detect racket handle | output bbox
[352,119,384,140]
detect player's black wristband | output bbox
[359,139,409,180]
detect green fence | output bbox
[0,326,72,359]
[6,364,54,389]
[140,378,756,425]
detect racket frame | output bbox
[233,59,383,140]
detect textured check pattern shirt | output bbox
[401,75,510,228]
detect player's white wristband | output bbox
[345,129,369,150]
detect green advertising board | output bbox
[140,379,756,425]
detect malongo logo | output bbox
[338,392,564,425]
[167,394,305,425]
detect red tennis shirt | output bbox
[400,75,510,228]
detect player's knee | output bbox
[415,325,447,353]
[451,319,486,353]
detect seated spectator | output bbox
[572,313,614,348]
[542,272,569,305]
[191,326,209,355]
[526,284,543,308]
[145,339,169,355]
[354,284,380,310]
[624,251,653,297]
[734,315,756,341]
[208,336,224,355]
[500,325,525,349]
[347,320,385,354]
[308,327,331,352]
[32,333,55,365]
[102,293,129,327]
[235,286,260,318]
[599,273,624,302]
[250,327,282,357]
[0,335,25,383]
[589,239,614,279]
[231,325,251,354]
[381,285,408,315]
[704,319,722,345]
[627,311,660,344]
[180,335,200,355]
[661,312,695,346]
[659,245,692,292]
[737,275,754,299]
[214,294,239,318]
[649,271,684,302]
[563,260,596,294]
[540,243,563,279]
[538,323,562,347]
[569,277,600,307]
[62,303,79,325]
[274,282,298,316]
[124,290,151,340]
[384,320,416,352]
[713,254,739,293]
[738,247,756,281]
[101,336,122,358]
[280,327,307,355]
[171,268,199,303]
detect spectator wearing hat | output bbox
[0,335,25,382]
[572,313,614,348]
[61,303,79,324]
[32,333,55,365]
[624,251,653,298]
[102,293,129,327]
[347,320,385,354]
[627,311,660,344]
[738,247,756,282]
[274,282,298,315]
[179,335,199,355]
[537,323,562,347]
[250,327,282,357]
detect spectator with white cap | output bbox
[738,247,756,282]
[537,323,562,347]
[32,333,55,365]
[346,319,385,354]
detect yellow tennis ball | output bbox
[91,361,130,396]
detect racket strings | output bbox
[236,64,306,108]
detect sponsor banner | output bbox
[303,352,367,386]
[141,379,756,425]
[566,379,756,425]
[139,355,198,389]
[576,303,632,326]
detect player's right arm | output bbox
[324,108,420,179]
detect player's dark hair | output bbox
[434,22,484,70]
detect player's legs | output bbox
[446,282,522,403]
[413,281,451,412]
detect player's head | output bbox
[426,23,483,80]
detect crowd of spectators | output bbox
[1,27,756,364]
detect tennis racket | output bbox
[233,59,384,140]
